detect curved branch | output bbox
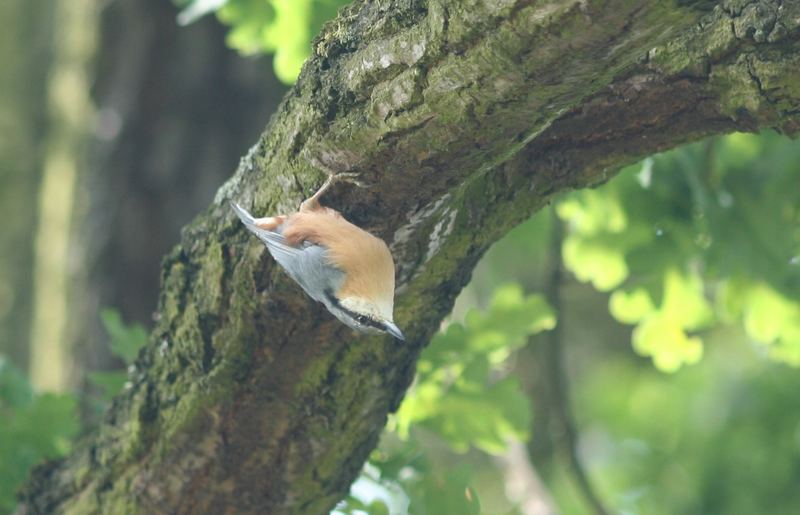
[19,1,800,513]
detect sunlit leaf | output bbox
[188,0,351,83]
[609,288,655,324]
[563,237,629,291]
[633,315,704,373]
[742,284,800,345]
[557,132,800,370]
[660,269,714,331]
[395,284,549,454]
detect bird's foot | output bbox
[326,171,366,189]
[300,159,365,211]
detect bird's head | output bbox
[328,295,405,341]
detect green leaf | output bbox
[0,359,79,513]
[218,0,276,54]
[0,356,34,408]
[609,288,655,324]
[100,309,147,364]
[395,283,547,454]
[742,284,800,344]
[562,237,629,291]
[418,377,530,454]
[87,370,128,400]
[660,269,714,331]
[203,0,351,83]
[632,315,704,373]
[556,132,800,370]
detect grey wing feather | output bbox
[230,202,297,261]
[230,202,344,303]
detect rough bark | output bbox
[19,0,800,513]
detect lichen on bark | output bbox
[18,1,800,514]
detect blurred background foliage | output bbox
[2,1,800,514]
[0,358,78,512]
[175,0,351,83]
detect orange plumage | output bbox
[281,210,395,303]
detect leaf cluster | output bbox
[0,309,145,512]
[338,285,555,514]
[558,133,800,371]
[0,358,78,512]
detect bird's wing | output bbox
[230,202,344,302]
[231,202,301,262]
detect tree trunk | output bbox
[18,0,800,513]
[27,0,98,393]
[0,0,53,372]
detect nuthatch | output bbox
[232,173,404,340]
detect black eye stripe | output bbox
[359,317,385,330]
[324,290,385,331]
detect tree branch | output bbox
[19,1,800,513]
[545,217,608,515]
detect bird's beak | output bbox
[383,321,405,341]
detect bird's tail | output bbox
[230,202,256,226]
[230,202,296,256]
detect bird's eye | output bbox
[356,315,368,325]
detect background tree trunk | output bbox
[18,0,800,513]
[27,0,98,392]
[67,0,285,393]
[0,0,53,372]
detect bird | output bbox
[231,173,404,340]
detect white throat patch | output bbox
[339,296,393,322]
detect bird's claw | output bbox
[329,172,366,189]
[306,155,366,189]
[299,165,366,212]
